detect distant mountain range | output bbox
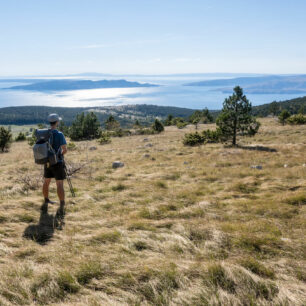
[185,75,306,94]
[5,79,158,92]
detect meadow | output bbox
[0,118,305,305]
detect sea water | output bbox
[0,76,302,109]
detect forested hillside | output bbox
[0,96,305,126]
[252,96,306,116]
[0,105,195,126]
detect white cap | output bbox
[48,113,62,122]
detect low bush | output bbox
[67,142,77,150]
[183,129,221,146]
[183,132,204,146]
[97,132,111,145]
[176,121,188,129]
[287,113,306,125]
[135,128,156,135]
[15,132,26,142]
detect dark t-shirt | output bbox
[50,130,67,162]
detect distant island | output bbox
[184,75,306,94]
[5,79,159,92]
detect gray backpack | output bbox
[33,129,58,165]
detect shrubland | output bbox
[0,118,305,305]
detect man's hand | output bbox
[61,144,67,155]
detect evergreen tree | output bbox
[202,108,214,123]
[152,119,164,133]
[58,121,69,134]
[105,115,120,131]
[133,119,141,129]
[216,86,260,145]
[164,114,174,126]
[189,108,213,125]
[69,113,85,140]
[0,126,12,152]
[269,101,279,116]
[69,112,101,140]
[83,112,101,139]
[278,110,291,125]
[192,117,200,130]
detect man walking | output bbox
[41,114,67,220]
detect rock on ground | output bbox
[112,161,125,169]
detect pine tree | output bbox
[164,114,174,126]
[83,112,101,139]
[216,86,260,145]
[0,126,12,152]
[69,113,85,140]
[278,110,291,125]
[105,115,120,131]
[152,119,164,133]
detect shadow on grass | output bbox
[23,204,64,245]
[236,145,277,152]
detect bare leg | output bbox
[56,180,65,202]
[43,178,51,202]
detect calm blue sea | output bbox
[0,75,302,110]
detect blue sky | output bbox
[1,0,306,75]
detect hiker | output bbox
[41,114,67,219]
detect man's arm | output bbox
[60,133,67,156]
[61,144,67,155]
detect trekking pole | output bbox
[64,163,76,197]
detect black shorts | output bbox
[44,163,66,180]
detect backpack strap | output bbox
[48,129,62,158]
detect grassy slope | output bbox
[0,118,305,305]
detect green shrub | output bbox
[135,128,156,135]
[183,132,204,146]
[112,128,131,137]
[202,129,221,143]
[0,126,12,152]
[176,121,188,129]
[278,110,291,125]
[97,132,111,145]
[152,119,164,133]
[287,114,306,125]
[183,129,221,146]
[67,142,77,150]
[15,132,26,142]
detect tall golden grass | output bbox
[0,118,305,305]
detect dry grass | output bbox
[0,118,305,305]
